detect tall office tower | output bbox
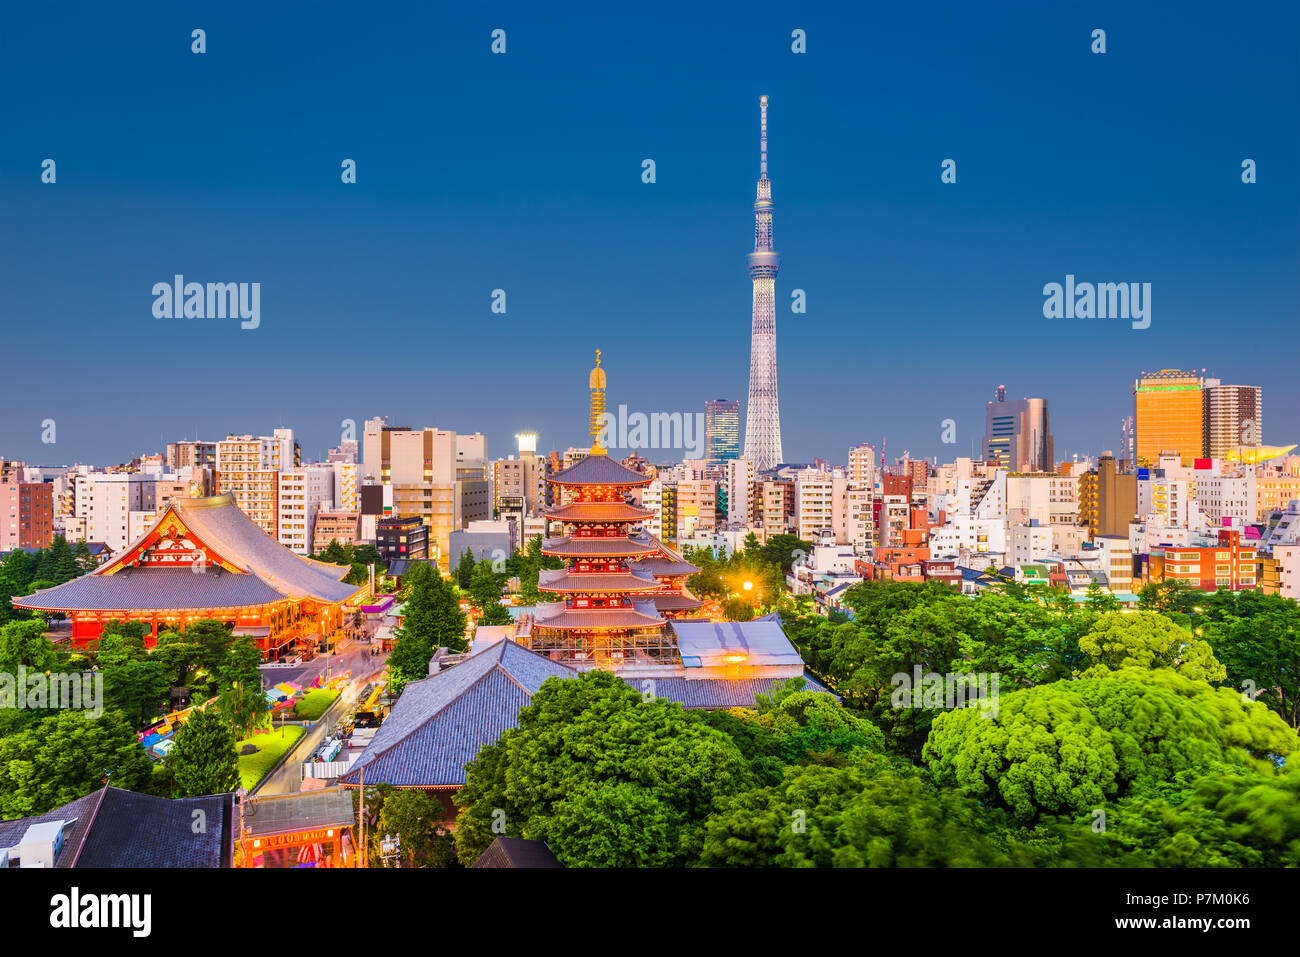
[983,385,1053,472]
[1133,369,1219,466]
[743,95,783,472]
[1204,384,1262,460]
[705,399,741,465]
[1120,416,1136,464]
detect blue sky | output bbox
[2,1,1296,466]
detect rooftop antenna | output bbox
[760,95,768,179]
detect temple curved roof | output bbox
[15,493,360,612]
[548,455,653,487]
[15,566,287,612]
[163,495,359,603]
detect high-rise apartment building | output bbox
[1133,369,1218,467]
[0,478,53,550]
[705,399,741,465]
[983,385,1053,472]
[277,466,335,555]
[1203,384,1263,460]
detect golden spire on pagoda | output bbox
[589,348,608,455]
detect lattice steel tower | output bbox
[743,95,783,471]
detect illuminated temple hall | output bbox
[14,494,362,659]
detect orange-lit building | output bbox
[1141,528,1258,591]
[1133,369,1213,467]
[14,493,363,659]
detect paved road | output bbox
[254,637,389,797]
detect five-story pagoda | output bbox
[528,351,681,667]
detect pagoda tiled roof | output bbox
[536,567,660,593]
[339,640,575,788]
[531,602,665,631]
[548,454,653,487]
[541,535,659,557]
[14,566,288,612]
[629,557,700,577]
[544,501,653,522]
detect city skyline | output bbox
[2,2,1297,467]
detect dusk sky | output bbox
[2,1,1296,466]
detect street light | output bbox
[742,580,753,591]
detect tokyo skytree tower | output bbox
[743,95,783,471]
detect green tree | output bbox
[700,753,1021,867]
[923,670,1298,823]
[166,707,240,797]
[388,563,468,692]
[372,787,458,867]
[0,619,59,673]
[0,709,153,817]
[454,671,752,866]
[455,548,477,590]
[468,560,504,608]
[97,626,169,730]
[1078,611,1226,682]
[1202,595,1300,727]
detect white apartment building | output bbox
[847,444,877,492]
[1093,535,1135,593]
[74,473,153,552]
[642,480,666,540]
[278,466,335,554]
[722,458,755,526]
[1006,471,1078,526]
[795,469,836,541]
[331,461,359,511]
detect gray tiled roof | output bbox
[339,640,575,788]
[15,566,287,612]
[629,557,700,577]
[0,786,234,868]
[243,786,355,838]
[472,836,563,868]
[621,673,834,709]
[174,496,359,602]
